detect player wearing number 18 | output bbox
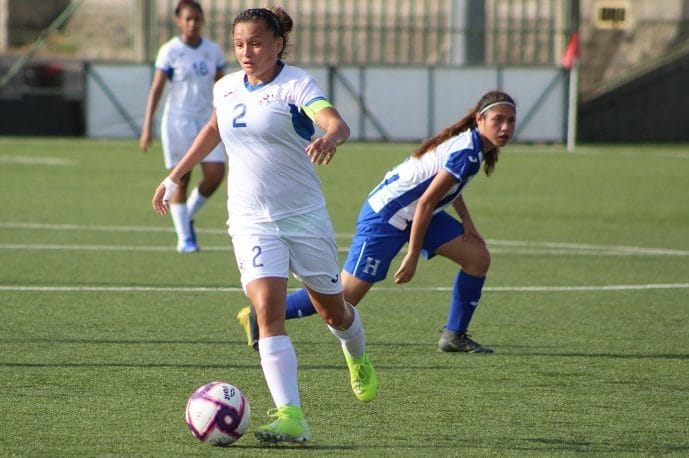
[140,0,227,253]
[151,5,377,446]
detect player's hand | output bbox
[462,218,485,244]
[152,177,177,215]
[393,253,419,284]
[305,136,338,165]
[139,129,152,152]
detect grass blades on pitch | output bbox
[1,137,688,456]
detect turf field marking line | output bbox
[482,283,689,292]
[489,239,689,256]
[0,222,225,235]
[1,242,687,257]
[0,155,77,166]
[0,285,246,292]
[0,243,230,252]
[1,283,688,293]
[2,223,688,256]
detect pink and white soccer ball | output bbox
[185,381,250,446]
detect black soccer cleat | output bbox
[438,328,494,353]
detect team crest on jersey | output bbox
[258,90,279,105]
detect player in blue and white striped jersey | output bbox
[140,0,226,253]
[238,90,517,354]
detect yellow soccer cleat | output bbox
[344,351,377,402]
[236,306,259,350]
[254,405,311,445]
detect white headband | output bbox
[479,101,516,115]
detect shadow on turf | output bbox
[3,338,688,362]
[509,350,689,360]
[522,438,689,454]
[191,440,689,454]
[225,443,358,451]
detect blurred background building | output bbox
[1,0,689,141]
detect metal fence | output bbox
[156,0,573,66]
[0,0,573,138]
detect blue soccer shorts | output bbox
[343,206,463,283]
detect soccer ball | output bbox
[185,381,250,446]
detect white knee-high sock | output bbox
[328,305,366,359]
[258,335,301,408]
[169,203,191,242]
[186,187,208,218]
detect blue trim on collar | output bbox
[180,37,203,49]
[470,128,483,154]
[243,60,285,92]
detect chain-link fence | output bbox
[1,0,573,65]
[153,0,572,66]
[0,0,574,137]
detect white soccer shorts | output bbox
[228,208,343,295]
[161,114,225,169]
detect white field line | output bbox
[1,222,688,257]
[0,155,77,166]
[3,223,686,295]
[485,241,689,257]
[0,222,222,234]
[561,149,689,160]
[0,243,230,252]
[1,283,688,293]
[0,242,687,257]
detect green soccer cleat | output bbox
[438,329,494,353]
[236,306,259,350]
[344,351,377,402]
[254,405,311,445]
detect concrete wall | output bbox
[3,0,70,46]
[578,49,689,142]
[86,63,567,143]
[0,0,7,51]
[579,0,689,99]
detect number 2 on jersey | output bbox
[252,246,263,267]
[233,103,247,128]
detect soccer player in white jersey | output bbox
[151,6,376,446]
[238,91,517,354]
[140,0,226,253]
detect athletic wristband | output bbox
[161,176,178,202]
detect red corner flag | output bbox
[562,32,580,69]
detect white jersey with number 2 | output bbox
[213,64,328,224]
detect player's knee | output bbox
[321,310,344,329]
[254,305,287,335]
[480,248,491,273]
[199,164,226,192]
[466,246,490,275]
[318,303,351,330]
